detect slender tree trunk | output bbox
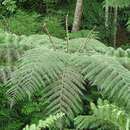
[105,1,109,46]
[105,1,109,28]
[72,0,84,32]
[113,6,118,48]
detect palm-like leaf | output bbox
[6,47,85,127]
[74,54,130,108]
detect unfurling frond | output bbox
[74,98,130,130]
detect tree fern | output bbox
[74,98,130,130]
[0,31,108,84]
[4,32,130,129]
[6,47,85,128]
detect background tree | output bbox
[72,0,84,32]
[105,0,130,47]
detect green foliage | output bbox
[69,30,100,40]
[127,18,130,31]
[0,81,48,130]
[0,10,43,35]
[21,99,44,115]
[3,32,130,129]
[0,83,24,130]
[44,16,66,38]
[81,0,107,44]
[82,0,105,29]
[23,113,65,130]
[75,54,130,108]
[55,4,75,27]
[74,99,130,130]
[6,48,85,128]
[121,44,130,50]
[105,0,130,8]
[2,0,17,13]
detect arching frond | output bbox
[74,98,130,130]
[0,32,64,63]
[67,38,107,53]
[6,48,68,105]
[6,47,85,127]
[105,47,130,58]
[0,32,65,83]
[105,47,130,70]
[74,54,130,108]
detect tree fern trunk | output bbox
[113,6,118,48]
[72,0,84,32]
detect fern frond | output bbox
[44,66,85,126]
[0,31,107,58]
[0,32,64,63]
[104,47,130,70]
[67,38,107,53]
[74,99,130,130]
[0,32,65,83]
[0,65,16,83]
[6,47,85,127]
[23,112,65,130]
[6,48,67,105]
[74,54,130,108]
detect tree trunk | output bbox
[105,1,109,28]
[113,6,118,48]
[105,0,109,46]
[72,0,84,32]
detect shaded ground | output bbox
[117,29,130,47]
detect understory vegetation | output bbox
[0,0,130,130]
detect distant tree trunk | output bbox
[105,1,109,46]
[72,0,84,32]
[113,6,118,48]
[105,1,109,28]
